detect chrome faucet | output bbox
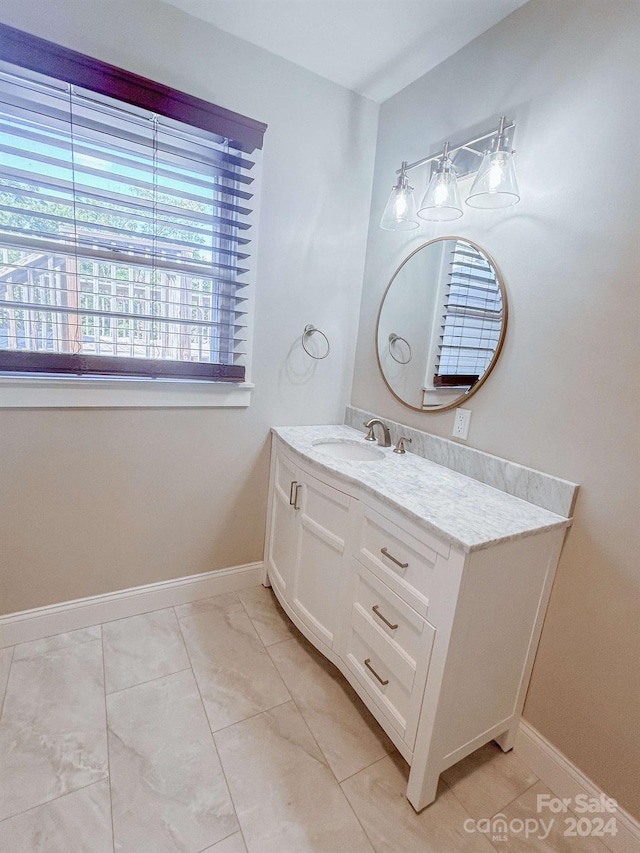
[393,436,412,455]
[363,418,391,447]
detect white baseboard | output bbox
[0,562,263,648]
[515,720,640,853]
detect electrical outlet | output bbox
[452,408,471,441]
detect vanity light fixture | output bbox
[466,116,520,208]
[380,161,419,231]
[381,116,519,231]
[417,142,463,222]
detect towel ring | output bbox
[389,333,412,364]
[302,324,330,360]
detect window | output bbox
[432,240,503,388]
[0,23,266,390]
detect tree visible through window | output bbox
[0,24,266,381]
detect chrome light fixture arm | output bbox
[397,118,515,177]
[381,116,520,230]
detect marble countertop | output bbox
[272,425,571,553]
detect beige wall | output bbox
[0,0,378,613]
[1,0,638,821]
[351,0,640,818]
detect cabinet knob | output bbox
[289,480,298,506]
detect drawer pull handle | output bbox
[293,483,302,510]
[380,547,409,569]
[372,605,398,630]
[289,480,298,506]
[364,658,389,686]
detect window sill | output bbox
[0,375,254,408]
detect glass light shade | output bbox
[417,164,463,222]
[466,148,520,208]
[380,183,419,231]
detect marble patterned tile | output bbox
[178,594,290,731]
[215,701,375,853]
[108,668,238,853]
[442,741,538,820]
[341,753,496,853]
[0,640,108,821]
[237,585,298,646]
[13,626,102,661]
[0,780,113,852]
[484,782,610,851]
[269,634,393,781]
[0,645,13,715]
[102,607,190,693]
[203,832,248,853]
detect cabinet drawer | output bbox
[356,505,441,616]
[345,620,412,739]
[352,561,427,666]
[344,605,434,743]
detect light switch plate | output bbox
[452,408,471,441]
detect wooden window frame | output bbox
[0,23,266,153]
[0,23,265,392]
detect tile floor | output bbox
[0,586,612,852]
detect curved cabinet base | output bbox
[266,571,413,763]
[264,433,567,811]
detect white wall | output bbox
[351,0,640,818]
[0,0,378,613]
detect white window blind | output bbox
[434,241,503,388]
[0,51,263,381]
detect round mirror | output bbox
[376,237,507,412]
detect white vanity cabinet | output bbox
[264,431,569,812]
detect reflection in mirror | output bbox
[376,238,506,412]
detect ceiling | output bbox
[162,0,529,102]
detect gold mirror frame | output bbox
[375,236,508,413]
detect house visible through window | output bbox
[0,24,266,382]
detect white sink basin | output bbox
[312,439,385,461]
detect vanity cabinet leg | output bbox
[406,764,440,812]
[495,725,517,752]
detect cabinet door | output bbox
[267,447,301,596]
[292,470,352,647]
